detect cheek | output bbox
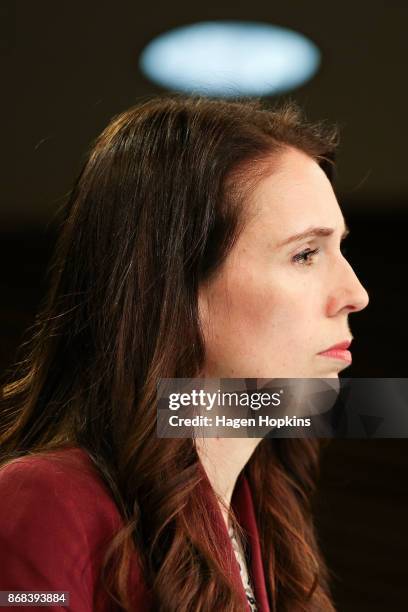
[228,269,303,336]
[206,271,288,354]
[230,273,323,370]
[200,262,321,375]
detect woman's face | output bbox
[198,147,369,378]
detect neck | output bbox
[195,437,262,531]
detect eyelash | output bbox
[292,248,320,265]
[292,243,348,266]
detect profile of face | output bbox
[198,147,370,379]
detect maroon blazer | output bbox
[0,447,270,611]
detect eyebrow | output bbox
[276,223,350,248]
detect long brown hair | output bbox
[0,95,339,611]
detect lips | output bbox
[318,339,352,363]
[322,340,352,351]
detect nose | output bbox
[327,257,370,316]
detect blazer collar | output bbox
[231,472,270,612]
[197,463,271,612]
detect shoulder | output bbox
[0,446,126,610]
[0,446,122,534]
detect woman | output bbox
[0,95,369,611]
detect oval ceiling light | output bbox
[139,21,321,97]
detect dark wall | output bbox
[316,438,407,612]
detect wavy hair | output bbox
[0,95,339,611]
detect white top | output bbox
[228,525,258,611]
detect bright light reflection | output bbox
[139,21,321,97]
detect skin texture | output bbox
[198,146,369,379]
[196,147,370,528]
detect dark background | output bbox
[2,2,407,610]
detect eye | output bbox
[292,247,320,265]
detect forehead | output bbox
[246,147,344,237]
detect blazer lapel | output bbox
[231,473,271,612]
[197,462,271,612]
